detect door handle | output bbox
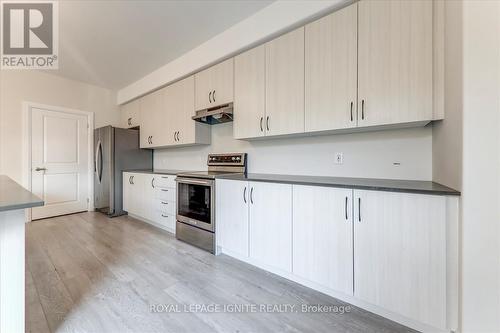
[345,196,348,220]
[266,116,270,131]
[209,91,212,103]
[243,187,247,203]
[95,140,103,183]
[358,197,361,222]
[250,187,254,204]
[35,167,47,171]
[361,99,365,120]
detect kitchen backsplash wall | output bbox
[154,123,432,180]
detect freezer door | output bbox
[94,126,113,212]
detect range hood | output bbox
[192,103,233,125]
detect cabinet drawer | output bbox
[155,187,175,201]
[154,175,176,188]
[155,199,175,215]
[153,211,176,231]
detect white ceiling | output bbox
[48,0,274,90]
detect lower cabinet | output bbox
[292,185,353,296]
[216,180,453,331]
[353,190,447,329]
[216,180,293,273]
[122,172,176,233]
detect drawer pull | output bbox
[161,214,168,218]
[161,189,169,192]
[161,201,168,205]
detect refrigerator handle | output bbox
[96,140,103,183]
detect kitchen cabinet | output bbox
[234,45,266,139]
[164,76,210,147]
[292,185,353,296]
[249,181,292,272]
[122,172,177,233]
[265,27,305,136]
[353,189,446,329]
[139,89,164,148]
[139,76,210,149]
[216,179,249,257]
[195,58,234,111]
[357,0,433,127]
[305,4,357,132]
[120,99,140,128]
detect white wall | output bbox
[0,70,120,184]
[155,124,433,181]
[460,0,500,331]
[432,0,463,191]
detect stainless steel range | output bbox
[175,153,247,253]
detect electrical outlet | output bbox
[335,152,344,165]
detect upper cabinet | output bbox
[195,58,234,111]
[139,76,210,149]
[265,27,305,136]
[120,99,140,128]
[234,45,266,139]
[357,0,433,127]
[305,4,357,132]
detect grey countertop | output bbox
[122,169,193,175]
[0,176,44,212]
[215,173,460,196]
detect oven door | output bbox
[176,177,215,232]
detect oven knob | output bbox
[232,157,236,161]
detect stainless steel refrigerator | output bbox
[94,126,152,216]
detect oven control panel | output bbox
[207,153,246,166]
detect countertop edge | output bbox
[214,175,461,196]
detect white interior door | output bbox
[31,107,89,220]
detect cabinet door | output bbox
[216,180,249,257]
[210,58,234,107]
[123,173,132,212]
[293,185,353,296]
[195,58,233,111]
[265,27,305,136]
[120,99,140,128]
[139,90,163,148]
[354,190,446,329]
[234,45,266,139]
[249,182,292,272]
[125,173,143,216]
[142,174,156,221]
[358,0,432,127]
[170,76,196,145]
[305,3,357,132]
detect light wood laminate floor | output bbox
[26,212,415,333]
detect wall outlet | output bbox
[335,152,344,165]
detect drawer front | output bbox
[154,175,176,188]
[155,187,175,201]
[155,199,175,215]
[153,211,176,231]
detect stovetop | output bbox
[177,153,247,180]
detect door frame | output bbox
[22,102,94,222]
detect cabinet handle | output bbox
[361,99,365,120]
[266,116,270,131]
[260,117,263,132]
[209,91,212,103]
[131,176,134,185]
[345,196,348,220]
[243,187,247,203]
[161,201,168,205]
[129,176,132,184]
[150,136,153,145]
[358,198,361,222]
[161,176,169,179]
[176,131,180,142]
[128,118,132,126]
[213,90,216,103]
[250,187,254,204]
[151,178,155,188]
[161,214,168,218]
[350,102,353,122]
[161,189,169,192]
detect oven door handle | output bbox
[175,177,214,186]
